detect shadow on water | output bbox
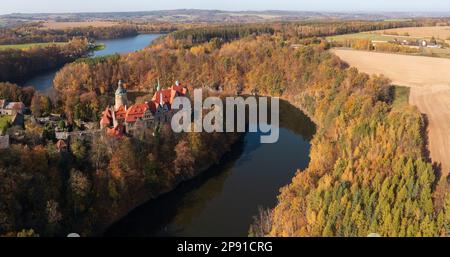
[104,99,316,237]
[104,136,246,237]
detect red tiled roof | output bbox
[152,89,172,105]
[100,108,111,125]
[151,83,188,106]
[125,103,149,123]
[100,115,110,125]
[101,83,187,134]
[171,84,188,95]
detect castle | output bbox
[100,80,188,137]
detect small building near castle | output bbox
[100,80,188,137]
[0,100,25,115]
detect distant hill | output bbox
[1,9,450,27]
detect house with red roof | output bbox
[100,80,188,137]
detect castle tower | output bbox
[115,80,128,111]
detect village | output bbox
[0,80,189,151]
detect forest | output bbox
[0,22,191,45]
[0,38,90,83]
[1,18,450,236]
[0,24,139,45]
[168,19,433,47]
[248,43,450,236]
[0,124,239,236]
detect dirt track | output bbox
[333,49,450,176]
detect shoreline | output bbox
[95,132,244,236]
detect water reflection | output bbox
[105,100,315,237]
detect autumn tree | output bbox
[173,140,195,178]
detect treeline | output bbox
[167,19,439,48]
[0,82,35,106]
[0,38,90,83]
[137,22,185,34]
[0,25,138,45]
[278,20,426,40]
[0,22,203,45]
[170,24,275,45]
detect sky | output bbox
[2,0,450,15]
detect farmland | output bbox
[333,49,450,176]
[379,26,450,41]
[327,26,450,58]
[326,32,419,42]
[327,26,450,43]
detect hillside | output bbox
[2,10,450,27]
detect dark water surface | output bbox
[105,100,316,237]
[22,34,162,92]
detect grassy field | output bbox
[0,116,11,134]
[392,86,410,108]
[333,49,450,175]
[0,42,67,50]
[92,43,106,51]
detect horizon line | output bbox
[2,9,450,16]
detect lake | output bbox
[105,100,316,237]
[22,34,162,92]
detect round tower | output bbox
[115,80,128,110]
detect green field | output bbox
[92,43,106,51]
[392,86,410,108]
[326,32,420,42]
[0,116,11,134]
[0,42,67,50]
